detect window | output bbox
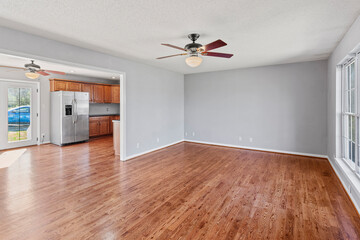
[341,56,360,174]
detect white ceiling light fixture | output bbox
[185,55,203,68]
[25,71,40,79]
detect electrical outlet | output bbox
[106,107,109,112]
[192,132,195,136]
[41,133,45,142]
[249,137,253,142]
[185,132,188,136]
[136,143,140,149]
[238,136,242,141]
[157,138,160,143]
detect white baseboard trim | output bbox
[125,139,184,161]
[327,156,360,215]
[41,141,50,145]
[184,139,328,158]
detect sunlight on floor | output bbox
[0,148,27,168]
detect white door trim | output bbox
[0,78,40,149]
[119,73,126,161]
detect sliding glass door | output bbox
[0,80,38,150]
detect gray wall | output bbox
[0,26,184,158]
[185,60,327,155]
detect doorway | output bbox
[0,80,39,150]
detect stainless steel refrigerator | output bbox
[50,91,89,146]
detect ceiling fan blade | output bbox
[37,71,50,76]
[44,70,66,75]
[201,52,233,58]
[157,53,187,59]
[161,43,186,52]
[201,39,227,52]
[0,65,26,70]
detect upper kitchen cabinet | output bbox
[111,85,120,103]
[50,79,81,92]
[50,79,119,103]
[81,84,94,102]
[93,85,104,103]
[103,85,112,103]
[66,82,81,92]
[50,80,67,91]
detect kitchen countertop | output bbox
[89,114,120,117]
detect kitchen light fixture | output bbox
[25,72,40,79]
[112,76,116,79]
[185,55,203,68]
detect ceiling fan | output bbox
[0,60,66,79]
[157,33,233,68]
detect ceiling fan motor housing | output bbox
[24,60,41,71]
[185,42,202,54]
[185,33,203,54]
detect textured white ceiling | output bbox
[0,54,120,80]
[0,0,359,74]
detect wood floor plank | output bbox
[0,136,359,240]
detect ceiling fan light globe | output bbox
[185,56,203,68]
[25,72,40,79]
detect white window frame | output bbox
[341,54,360,175]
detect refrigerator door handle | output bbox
[72,99,75,124]
[75,99,78,123]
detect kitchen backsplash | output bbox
[89,103,120,115]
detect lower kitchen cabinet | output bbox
[89,118,100,137]
[99,118,109,135]
[89,116,109,137]
[89,115,119,137]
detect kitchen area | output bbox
[49,77,120,154]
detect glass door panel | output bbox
[8,87,32,142]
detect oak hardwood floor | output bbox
[0,136,359,240]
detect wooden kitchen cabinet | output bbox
[51,80,67,91]
[50,79,81,92]
[103,85,112,103]
[50,79,120,103]
[111,85,120,103]
[90,115,119,137]
[66,82,81,92]
[81,84,94,102]
[93,85,104,103]
[89,118,100,137]
[89,116,112,137]
[99,117,109,135]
